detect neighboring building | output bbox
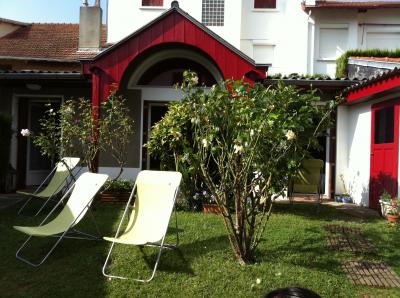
[0,8,106,187]
[107,0,400,76]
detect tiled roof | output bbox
[0,23,107,62]
[343,67,400,95]
[0,69,85,80]
[304,0,400,9]
[350,56,400,63]
[0,17,30,26]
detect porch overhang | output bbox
[81,3,266,106]
[344,68,400,105]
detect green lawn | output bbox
[1,201,399,298]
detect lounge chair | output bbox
[14,172,108,267]
[17,157,80,216]
[288,159,324,212]
[102,170,182,282]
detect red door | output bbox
[370,100,399,210]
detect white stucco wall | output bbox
[107,2,400,76]
[240,0,309,74]
[107,0,242,49]
[336,103,372,206]
[310,9,400,76]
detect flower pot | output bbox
[341,196,353,204]
[335,195,343,203]
[387,214,399,223]
[100,191,132,203]
[202,203,221,214]
[379,200,391,217]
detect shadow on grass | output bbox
[272,202,382,224]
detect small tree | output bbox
[148,71,337,264]
[30,93,133,175]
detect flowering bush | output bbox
[148,71,337,263]
[25,93,133,174]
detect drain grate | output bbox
[342,261,400,288]
[326,235,375,254]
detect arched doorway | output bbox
[123,47,222,171]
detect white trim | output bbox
[139,6,166,10]
[127,48,223,88]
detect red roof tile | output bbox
[0,23,107,61]
[351,56,400,63]
[304,1,400,9]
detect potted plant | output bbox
[379,190,392,217]
[335,174,353,203]
[386,205,399,223]
[197,190,220,214]
[100,179,134,203]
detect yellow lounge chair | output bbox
[17,157,80,216]
[102,170,182,282]
[288,159,324,212]
[14,172,108,267]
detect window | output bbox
[366,32,400,50]
[202,0,224,26]
[253,44,275,64]
[374,106,394,144]
[142,0,163,7]
[319,26,348,59]
[254,0,276,9]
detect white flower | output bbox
[49,109,54,113]
[20,129,30,137]
[233,144,244,154]
[285,130,296,140]
[191,76,199,85]
[250,129,254,137]
[202,138,208,148]
[256,278,261,285]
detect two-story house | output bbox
[1,0,400,209]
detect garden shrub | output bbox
[148,71,338,264]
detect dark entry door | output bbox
[369,101,399,209]
[142,102,169,170]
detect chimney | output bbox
[79,0,102,51]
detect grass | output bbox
[1,200,400,297]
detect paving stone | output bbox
[325,224,364,236]
[342,261,400,288]
[326,235,375,254]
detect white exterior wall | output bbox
[240,0,309,74]
[107,2,400,76]
[107,0,242,49]
[311,9,400,76]
[336,104,372,206]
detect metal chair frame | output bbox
[102,180,180,283]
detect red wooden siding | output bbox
[83,10,264,103]
[347,75,400,104]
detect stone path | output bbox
[325,223,400,288]
[342,261,400,288]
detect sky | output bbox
[0,0,107,23]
